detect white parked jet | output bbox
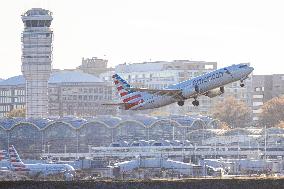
[106,64,254,110]
[8,145,75,176]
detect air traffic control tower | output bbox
[21,8,53,118]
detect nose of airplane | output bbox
[248,66,254,74]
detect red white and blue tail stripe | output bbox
[8,145,30,171]
[112,74,145,110]
[0,150,8,161]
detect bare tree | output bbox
[6,108,25,118]
[259,97,284,127]
[276,121,284,128]
[219,121,230,130]
[211,96,251,128]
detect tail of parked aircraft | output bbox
[0,150,8,161]
[112,74,145,109]
[8,145,29,171]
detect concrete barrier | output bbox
[0,178,283,189]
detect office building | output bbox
[0,71,115,117]
[252,74,284,121]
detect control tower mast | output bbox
[21,8,53,118]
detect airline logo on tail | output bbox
[112,74,144,110]
[8,145,30,171]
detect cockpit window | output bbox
[224,68,231,74]
[239,65,248,68]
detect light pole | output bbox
[43,144,45,153]
[47,144,50,155]
[204,162,207,178]
[76,130,79,158]
[264,125,267,160]
[88,145,91,154]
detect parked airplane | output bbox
[105,64,254,110]
[0,150,8,161]
[8,145,75,176]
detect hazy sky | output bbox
[0,0,283,79]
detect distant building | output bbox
[0,78,25,117]
[48,70,115,116]
[0,71,115,117]
[77,57,114,76]
[252,74,284,121]
[103,60,252,115]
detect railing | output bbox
[42,145,284,159]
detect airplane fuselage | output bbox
[25,163,75,176]
[8,145,75,176]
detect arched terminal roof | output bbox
[91,116,123,127]
[119,114,159,126]
[0,115,222,131]
[59,116,88,128]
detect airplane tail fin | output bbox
[112,74,145,109]
[0,150,8,161]
[8,145,29,171]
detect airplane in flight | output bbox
[8,145,75,176]
[105,64,254,110]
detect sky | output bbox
[0,0,284,79]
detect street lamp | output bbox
[47,144,50,155]
[204,162,207,178]
[88,145,92,153]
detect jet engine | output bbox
[205,87,224,98]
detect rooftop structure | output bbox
[77,57,114,76]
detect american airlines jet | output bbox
[105,64,254,110]
[8,145,75,176]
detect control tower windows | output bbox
[24,20,51,27]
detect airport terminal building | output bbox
[0,114,283,159]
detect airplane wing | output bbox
[128,88,180,93]
[127,88,184,100]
